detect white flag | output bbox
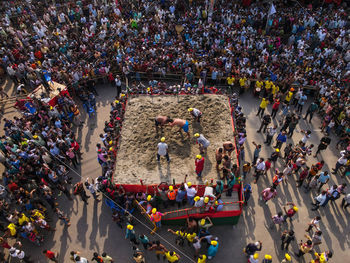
[268,3,276,16]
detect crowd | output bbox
[234,68,349,262]
[0,91,87,262]
[0,0,349,96]
[0,0,349,262]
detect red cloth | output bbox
[1,241,11,249]
[8,182,19,192]
[272,101,280,110]
[34,50,43,59]
[265,160,271,171]
[195,158,205,173]
[45,250,55,259]
[71,141,80,151]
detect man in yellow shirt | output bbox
[256,97,269,118]
[239,76,247,94]
[272,84,279,96]
[165,251,180,263]
[197,254,207,263]
[255,80,263,96]
[227,75,235,93]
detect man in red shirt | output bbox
[43,250,58,262]
[195,154,205,177]
[271,99,280,119]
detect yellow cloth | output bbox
[7,223,17,236]
[18,214,29,225]
[186,232,197,242]
[259,99,269,109]
[285,91,293,102]
[165,252,179,262]
[239,78,246,87]
[265,80,272,89]
[272,85,279,95]
[256,81,263,88]
[227,77,235,85]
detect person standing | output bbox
[265,125,277,145]
[271,99,280,119]
[125,225,139,245]
[281,230,295,250]
[287,116,299,138]
[194,133,210,154]
[305,216,321,233]
[101,252,114,263]
[43,250,59,262]
[167,186,177,206]
[296,92,307,114]
[195,155,205,177]
[257,114,271,133]
[304,101,318,123]
[9,247,33,263]
[85,179,100,201]
[157,137,170,162]
[260,187,277,204]
[73,182,90,204]
[150,208,164,228]
[270,212,285,229]
[274,131,287,149]
[332,150,349,175]
[115,75,122,97]
[244,241,262,256]
[252,141,262,165]
[283,203,298,222]
[207,240,219,260]
[254,158,266,183]
[341,193,350,209]
[295,239,313,258]
[314,136,331,157]
[311,191,328,211]
[317,171,330,193]
[184,177,197,206]
[215,147,223,170]
[256,98,269,118]
[139,234,152,250]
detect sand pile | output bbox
[114,95,236,184]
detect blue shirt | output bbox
[254,148,261,158]
[276,133,287,143]
[208,243,219,257]
[318,172,329,183]
[176,189,186,202]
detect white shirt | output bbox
[157,142,168,156]
[192,108,201,117]
[184,184,197,197]
[194,197,204,207]
[302,134,310,143]
[256,160,266,171]
[76,258,89,263]
[197,134,210,148]
[315,194,327,205]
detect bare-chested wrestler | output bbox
[155,116,173,132]
[168,118,190,138]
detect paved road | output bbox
[1,83,349,263]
